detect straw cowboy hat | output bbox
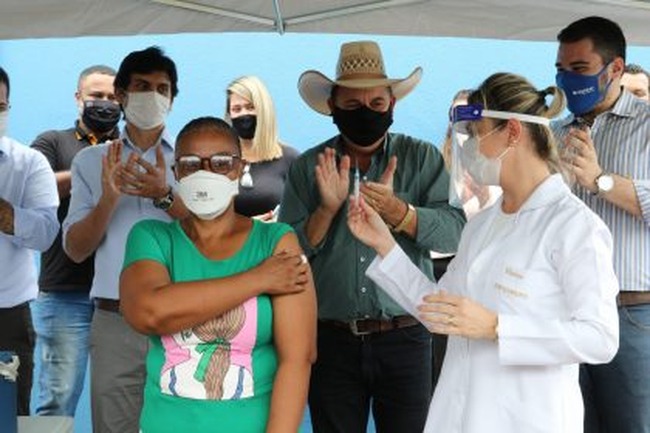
[298,40,423,115]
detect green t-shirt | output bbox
[123,218,293,433]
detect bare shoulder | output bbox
[273,230,301,255]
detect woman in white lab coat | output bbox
[348,72,619,433]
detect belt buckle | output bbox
[349,319,372,336]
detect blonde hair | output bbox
[468,72,567,176]
[226,75,283,161]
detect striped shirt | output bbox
[552,89,650,292]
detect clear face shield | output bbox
[448,104,550,219]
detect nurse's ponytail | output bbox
[468,73,568,180]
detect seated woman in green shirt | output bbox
[119,116,317,433]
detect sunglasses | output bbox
[175,154,242,175]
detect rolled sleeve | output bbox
[291,217,326,257]
[415,204,466,253]
[405,144,466,253]
[62,151,97,236]
[12,206,58,251]
[633,179,650,226]
[279,156,326,257]
[10,151,59,251]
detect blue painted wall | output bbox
[5,32,648,151]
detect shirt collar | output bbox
[74,120,120,145]
[556,87,641,128]
[521,174,568,211]
[120,127,175,153]
[331,133,390,163]
[498,174,568,223]
[609,88,643,118]
[0,136,7,159]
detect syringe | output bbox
[353,158,361,202]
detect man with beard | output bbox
[553,16,650,433]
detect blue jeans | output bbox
[581,303,650,433]
[309,322,432,433]
[32,291,93,416]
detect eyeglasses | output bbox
[175,154,242,175]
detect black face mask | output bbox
[81,100,120,134]
[332,105,393,147]
[231,114,257,140]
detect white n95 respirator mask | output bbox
[178,170,239,220]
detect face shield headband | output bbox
[446,104,549,216]
[451,104,550,134]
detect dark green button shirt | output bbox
[279,133,466,321]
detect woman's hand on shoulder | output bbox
[252,209,277,222]
[253,250,309,296]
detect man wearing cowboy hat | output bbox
[280,40,465,433]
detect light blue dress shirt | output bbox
[0,136,59,307]
[63,130,175,300]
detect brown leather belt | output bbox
[617,291,650,307]
[95,298,121,313]
[322,315,419,336]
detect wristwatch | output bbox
[153,187,174,211]
[595,172,614,195]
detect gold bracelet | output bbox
[393,204,415,233]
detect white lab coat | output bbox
[367,174,619,433]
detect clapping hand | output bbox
[361,155,395,208]
[564,127,602,193]
[361,156,405,227]
[119,145,170,199]
[315,147,350,217]
[100,140,124,206]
